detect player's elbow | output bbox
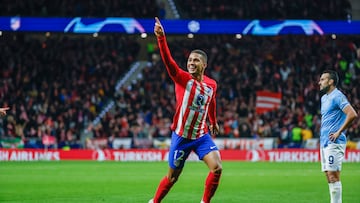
[351,110,358,121]
[346,106,358,122]
[211,164,222,174]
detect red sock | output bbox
[153,176,174,203]
[202,172,221,203]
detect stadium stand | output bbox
[0,0,352,20]
[174,0,352,20]
[0,0,163,18]
[0,33,141,149]
[138,34,360,148]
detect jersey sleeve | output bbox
[157,36,188,84]
[337,92,350,111]
[208,81,218,125]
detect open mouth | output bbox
[188,67,196,72]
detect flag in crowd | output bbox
[256,91,282,114]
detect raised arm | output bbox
[154,17,183,79]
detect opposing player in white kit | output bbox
[318,70,357,203]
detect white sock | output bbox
[328,181,342,203]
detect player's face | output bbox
[318,73,331,93]
[187,53,206,76]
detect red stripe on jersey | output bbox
[178,81,197,137]
[187,81,204,139]
[187,111,199,139]
[198,88,213,138]
[196,98,209,138]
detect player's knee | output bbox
[167,173,179,184]
[328,175,339,183]
[326,172,339,183]
[167,175,179,183]
[212,164,222,174]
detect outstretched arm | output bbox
[154,17,183,79]
[0,107,10,116]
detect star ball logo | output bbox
[188,20,200,33]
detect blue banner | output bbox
[0,17,359,35]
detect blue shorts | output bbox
[168,131,218,169]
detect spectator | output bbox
[0,0,161,18]
[0,33,140,149]
[174,0,352,20]
[1,32,360,149]
[290,123,303,148]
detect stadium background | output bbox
[0,0,359,161]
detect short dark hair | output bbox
[191,49,207,63]
[322,69,339,86]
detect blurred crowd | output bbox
[174,0,352,20]
[0,0,352,20]
[1,33,359,150]
[141,34,360,149]
[0,0,164,18]
[1,0,359,150]
[0,33,140,149]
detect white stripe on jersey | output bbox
[175,80,192,135]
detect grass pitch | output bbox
[0,161,359,203]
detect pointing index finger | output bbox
[155,17,161,25]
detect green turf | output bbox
[0,161,359,203]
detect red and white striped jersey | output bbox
[157,36,218,140]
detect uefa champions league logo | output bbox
[64,17,145,34]
[243,20,324,35]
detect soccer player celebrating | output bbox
[318,70,358,203]
[149,17,222,203]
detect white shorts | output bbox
[320,144,346,172]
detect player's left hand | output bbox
[329,131,340,142]
[154,17,165,37]
[210,123,220,136]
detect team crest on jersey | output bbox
[189,94,206,113]
[196,95,205,106]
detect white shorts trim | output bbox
[320,144,346,172]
